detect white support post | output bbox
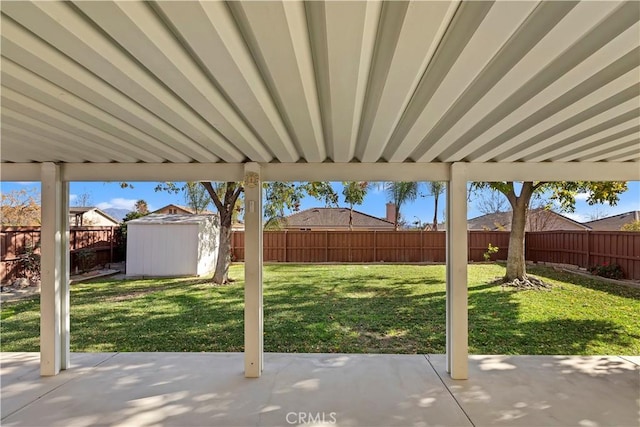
[244,163,263,377]
[60,181,70,370]
[446,162,468,380]
[40,163,69,376]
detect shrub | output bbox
[19,242,41,282]
[588,262,624,280]
[483,243,499,261]
[76,249,97,274]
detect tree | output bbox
[158,181,336,284]
[134,199,149,214]
[587,207,608,221]
[621,220,640,231]
[426,182,445,231]
[199,182,243,284]
[472,181,627,289]
[474,188,509,215]
[183,182,210,214]
[342,182,369,230]
[1,188,41,226]
[73,191,93,207]
[263,181,338,229]
[384,182,419,230]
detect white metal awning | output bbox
[1,0,638,167]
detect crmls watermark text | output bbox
[286,412,338,425]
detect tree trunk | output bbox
[432,194,439,231]
[201,181,243,285]
[349,205,353,231]
[505,198,528,281]
[213,219,232,284]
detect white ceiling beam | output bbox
[357,1,458,162]
[261,163,450,182]
[552,123,640,162]
[0,20,218,162]
[2,126,101,163]
[524,108,639,162]
[472,62,640,162]
[579,141,640,162]
[74,1,273,163]
[1,59,192,163]
[61,163,244,182]
[153,1,297,163]
[466,162,640,182]
[4,160,638,182]
[2,1,241,162]
[423,1,625,163]
[1,104,139,163]
[387,1,538,162]
[1,163,41,181]
[307,0,380,162]
[2,88,163,162]
[228,1,326,162]
[546,116,640,161]
[606,150,640,163]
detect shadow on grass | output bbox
[468,283,636,354]
[1,265,636,355]
[527,265,640,300]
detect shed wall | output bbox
[127,224,198,277]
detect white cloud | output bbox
[97,198,138,211]
[574,192,589,201]
[69,194,78,204]
[564,212,588,223]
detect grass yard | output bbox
[1,264,638,355]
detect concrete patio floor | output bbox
[1,352,638,427]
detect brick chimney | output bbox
[386,203,396,224]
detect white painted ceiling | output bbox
[1,0,639,165]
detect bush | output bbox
[20,242,41,282]
[76,249,97,274]
[483,243,499,261]
[588,262,624,280]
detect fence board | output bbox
[526,231,640,280]
[6,227,639,282]
[1,226,120,283]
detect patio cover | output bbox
[1,1,639,380]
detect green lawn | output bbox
[2,264,638,355]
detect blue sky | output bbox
[2,180,639,224]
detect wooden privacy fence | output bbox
[1,226,119,283]
[232,231,510,264]
[526,231,640,280]
[232,230,640,279]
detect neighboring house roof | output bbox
[583,211,640,231]
[152,204,215,215]
[69,206,120,225]
[283,207,394,229]
[468,209,590,231]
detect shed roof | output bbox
[127,214,217,225]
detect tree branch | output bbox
[201,181,224,212]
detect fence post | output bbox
[109,227,114,264]
[325,230,328,262]
[585,230,590,268]
[373,231,377,262]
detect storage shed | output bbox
[126,214,219,278]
